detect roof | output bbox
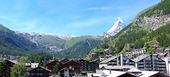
[103,70,125,77]
[62,60,81,66]
[165,48,170,51]
[87,70,126,77]
[140,71,159,77]
[29,66,51,72]
[133,54,150,62]
[46,60,61,66]
[128,67,141,73]
[60,58,69,64]
[100,56,118,64]
[6,59,17,64]
[102,65,135,70]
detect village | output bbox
[0,47,170,77]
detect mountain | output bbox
[55,36,102,58]
[104,17,125,37]
[0,24,38,56]
[16,32,66,52]
[17,32,102,54]
[85,0,170,61]
[0,23,102,58]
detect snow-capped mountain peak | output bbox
[105,17,125,37]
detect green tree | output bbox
[28,52,52,66]
[144,38,159,54]
[19,56,28,63]
[11,64,27,77]
[0,61,6,77]
[52,64,60,75]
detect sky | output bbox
[0,0,160,36]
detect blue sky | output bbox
[0,0,160,36]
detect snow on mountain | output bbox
[15,31,73,40]
[105,17,125,37]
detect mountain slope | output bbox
[16,32,66,52]
[85,0,170,60]
[0,24,38,56]
[15,31,103,58]
[56,38,102,58]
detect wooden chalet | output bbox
[28,66,51,77]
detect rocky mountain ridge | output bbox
[136,14,170,30]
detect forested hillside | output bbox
[85,0,170,61]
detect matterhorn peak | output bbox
[104,17,125,37]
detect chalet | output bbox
[60,60,81,77]
[4,59,15,77]
[28,66,51,77]
[77,59,99,72]
[133,54,167,74]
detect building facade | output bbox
[133,54,167,74]
[60,60,81,77]
[100,54,135,71]
[28,66,51,77]
[77,59,99,72]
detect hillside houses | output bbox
[126,48,146,58]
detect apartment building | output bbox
[133,54,166,74]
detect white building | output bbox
[163,57,170,76]
[87,68,169,77]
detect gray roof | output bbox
[133,54,150,62]
[165,48,170,51]
[101,65,135,70]
[100,56,118,64]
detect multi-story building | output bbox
[133,54,167,74]
[100,54,135,71]
[77,59,99,72]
